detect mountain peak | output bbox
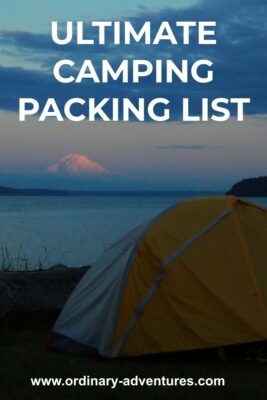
[48,154,109,175]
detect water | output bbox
[0,194,266,269]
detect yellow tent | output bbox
[50,196,267,357]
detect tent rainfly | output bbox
[48,196,267,357]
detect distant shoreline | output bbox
[226,176,267,197]
[0,186,222,197]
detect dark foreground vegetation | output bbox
[226,176,267,197]
[0,314,266,400]
[0,266,89,317]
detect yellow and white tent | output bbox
[50,196,267,357]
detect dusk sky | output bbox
[0,0,266,190]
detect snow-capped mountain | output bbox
[48,154,109,175]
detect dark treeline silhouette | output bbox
[226,176,267,197]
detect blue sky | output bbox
[0,0,266,190]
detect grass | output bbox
[0,316,266,400]
[0,245,50,271]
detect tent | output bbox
[49,196,267,357]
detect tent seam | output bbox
[107,202,180,356]
[112,207,233,357]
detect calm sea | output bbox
[0,194,266,269]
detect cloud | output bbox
[156,144,221,150]
[0,0,266,119]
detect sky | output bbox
[0,0,266,191]
[0,0,198,32]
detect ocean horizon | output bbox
[0,193,266,269]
